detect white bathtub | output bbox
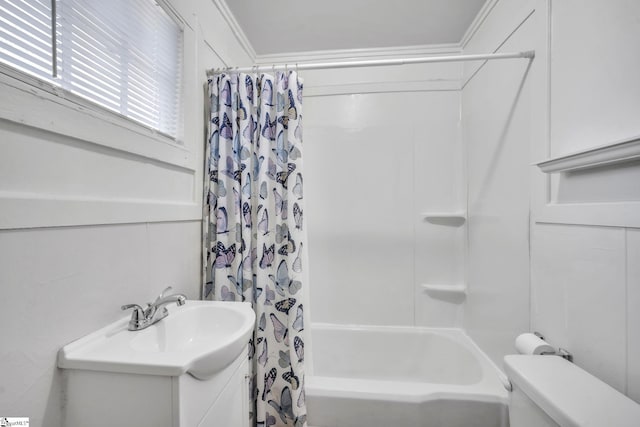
[306,324,509,427]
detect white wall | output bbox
[463,0,640,402]
[531,0,640,401]
[0,1,251,425]
[293,48,465,327]
[460,0,539,370]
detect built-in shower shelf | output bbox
[535,135,640,173]
[421,284,467,298]
[421,212,466,226]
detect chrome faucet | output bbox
[121,286,187,331]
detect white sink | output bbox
[58,301,255,380]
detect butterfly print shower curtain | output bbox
[203,71,307,427]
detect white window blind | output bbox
[0,0,183,138]
[0,0,53,81]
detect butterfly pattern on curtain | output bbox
[203,71,307,427]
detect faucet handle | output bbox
[121,303,144,320]
[121,303,143,311]
[121,304,147,331]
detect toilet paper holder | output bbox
[534,332,573,362]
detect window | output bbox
[0,0,183,138]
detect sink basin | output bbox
[58,301,255,380]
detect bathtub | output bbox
[306,324,509,427]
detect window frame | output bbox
[0,0,201,230]
[0,0,191,169]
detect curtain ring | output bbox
[296,63,299,74]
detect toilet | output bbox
[504,355,640,427]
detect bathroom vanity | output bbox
[63,350,249,427]
[58,301,255,427]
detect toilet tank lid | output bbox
[504,355,640,427]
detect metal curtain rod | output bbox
[207,50,535,75]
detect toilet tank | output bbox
[504,355,640,427]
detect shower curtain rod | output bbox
[207,50,535,75]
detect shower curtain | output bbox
[203,71,307,427]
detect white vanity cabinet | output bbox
[58,301,255,426]
[62,348,250,427]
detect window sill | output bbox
[0,65,200,229]
[535,135,640,174]
[0,66,195,171]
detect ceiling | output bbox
[224,0,488,56]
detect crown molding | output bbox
[254,43,462,65]
[211,0,257,61]
[460,0,500,48]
